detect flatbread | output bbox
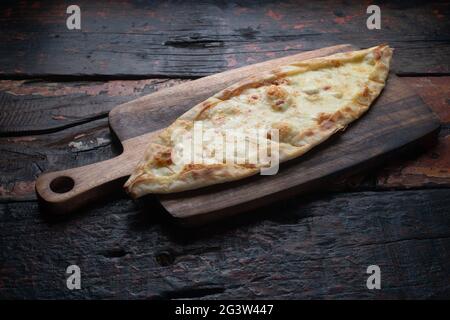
[125,44,393,197]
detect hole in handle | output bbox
[50,176,75,193]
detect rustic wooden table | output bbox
[0,0,449,299]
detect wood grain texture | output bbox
[0,0,449,78]
[403,77,450,124]
[1,189,449,299]
[1,124,445,203]
[0,1,449,300]
[1,77,447,137]
[33,45,441,217]
[0,118,116,202]
[377,128,450,189]
[374,77,450,189]
[0,79,185,135]
[1,76,448,201]
[33,45,353,213]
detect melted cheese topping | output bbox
[149,56,374,176]
[125,45,392,196]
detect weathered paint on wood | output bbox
[377,129,450,189]
[375,77,450,189]
[403,77,450,124]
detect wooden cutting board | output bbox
[35,44,440,221]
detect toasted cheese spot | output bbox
[373,48,382,60]
[271,99,287,111]
[271,122,293,141]
[321,120,335,130]
[316,112,332,125]
[356,85,374,106]
[266,84,293,111]
[196,101,217,120]
[212,114,226,125]
[220,78,269,100]
[153,149,172,167]
[330,60,342,68]
[221,85,246,100]
[181,164,229,178]
[239,163,257,169]
[247,94,260,104]
[267,84,288,99]
[343,106,355,116]
[331,110,344,122]
[370,64,389,83]
[272,77,290,85]
[182,164,213,178]
[221,89,233,100]
[362,86,370,97]
[182,163,204,172]
[323,85,331,90]
[173,119,194,131]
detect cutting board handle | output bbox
[35,133,154,214]
[35,46,355,216]
[35,154,130,214]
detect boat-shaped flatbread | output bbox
[125,44,393,197]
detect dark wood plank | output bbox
[374,77,450,189]
[3,125,446,203]
[1,0,449,78]
[1,189,449,299]
[376,127,450,189]
[403,77,450,124]
[0,118,117,201]
[1,76,448,137]
[0,79,185,135]
[2,75,447,202]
